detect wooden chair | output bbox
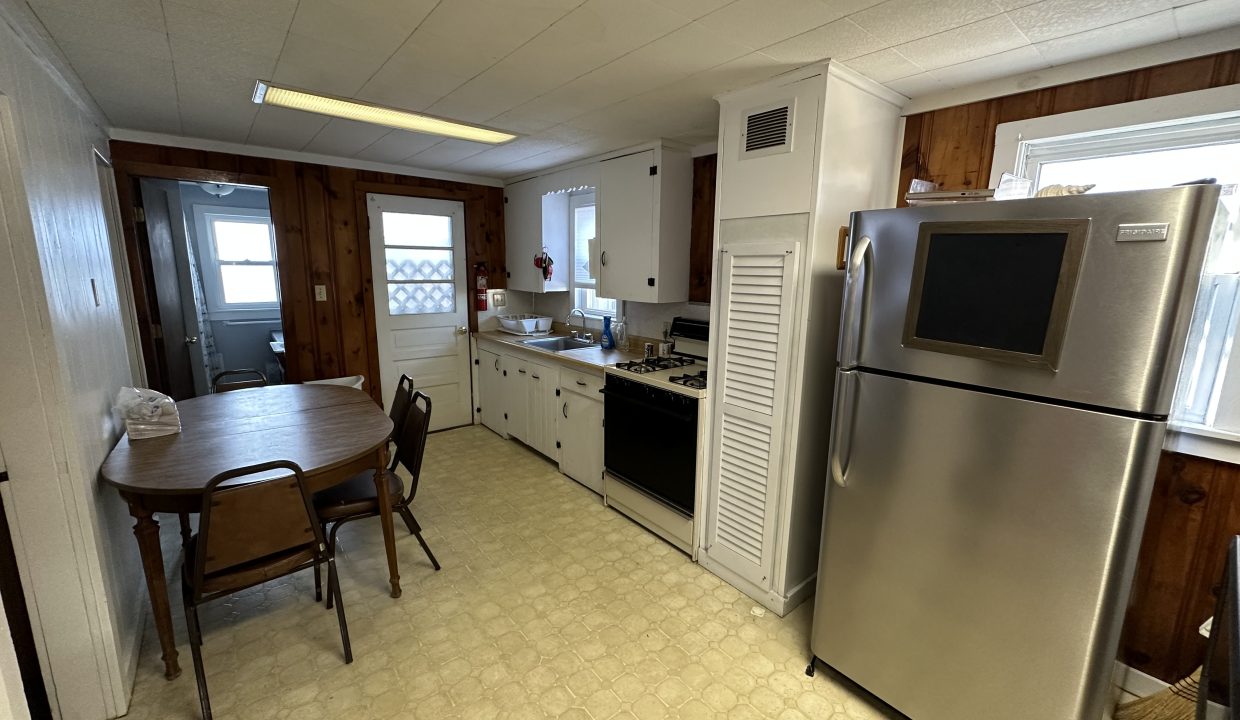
[313,392,439,605]
[182,461,351,720]
[211,369,268,393]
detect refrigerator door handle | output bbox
[838,234,873,369]
[830,370,860,487]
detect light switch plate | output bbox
[493,290,507,308]
[314,284,327,301]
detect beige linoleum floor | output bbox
[123,425,891,720]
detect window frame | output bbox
[192,204,280,319]
[567,190,616,319]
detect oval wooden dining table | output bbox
[101,383,401,681]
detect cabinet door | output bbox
[478,349,506,436]
[504,180,543,292]
[559,391,604,494]
[704,240,799,588]
[598,150,656,302]
[526,361,557,458]
[503,355,528,442]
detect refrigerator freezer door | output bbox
[842,185,1221,415]
[811,370,1164,720]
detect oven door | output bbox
[603,377,698,515]
[843,185,1221,415]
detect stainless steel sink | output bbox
[522,336,597,352]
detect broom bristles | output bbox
[1114,668,1200,720]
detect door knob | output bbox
[455,326,468,335]
[184,336,198,345]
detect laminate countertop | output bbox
[474,331,642,373]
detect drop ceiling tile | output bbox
[178,100,259,144]
[885,71,950,98]
[31,5,170,61]
[301,119,393,156]
[170,0,299,27]
[1174,0,1240,36]
[842,48,922,82]
[1006,0,1174,43]
[289,0,437,56]
[760,18,885,64]
[929,44,1049,87]
[648,0,736,20]
[895,15,1029,71]
[56,40,179,130]
[96,95,183,134]
[245,105,330,150]
[1035,10,1176,66]
[697,0,863,48]
[169,35,279,80]
[672,51,794,95]
[405,139,492,166]
[426,0,691,124]
[446,137,568,170]
[353,132,444,162]
[272,33,393,97]
[26,0,165,33]
[163,2,290,57]
[849,0,1005,45]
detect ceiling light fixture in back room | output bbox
[252,81,517,144]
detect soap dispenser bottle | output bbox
[601,315,615,350]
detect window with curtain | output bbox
[1017,115,1240,437]
[569,191,616,317]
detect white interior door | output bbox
[367,194,471,431]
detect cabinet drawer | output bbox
[560,368,604,397]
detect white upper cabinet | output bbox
[503,141,691,302]
[597,144,691,303]
[505,178,567,293]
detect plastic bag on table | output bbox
[113,387,181,439]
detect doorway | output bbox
[366,193,472,430]
[134,178,284,398]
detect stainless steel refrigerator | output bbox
[809,185,1227,720]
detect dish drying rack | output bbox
[496,314,553,337]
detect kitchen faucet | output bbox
[566,308,589,340]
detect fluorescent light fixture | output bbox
[252,81,516,144]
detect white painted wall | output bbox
[0,4,143,718]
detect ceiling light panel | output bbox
[252,81,517,144]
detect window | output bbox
[193,205,279,314]
[1015,114,1240,437]
[569,191,616,317]
[380,211,456,315]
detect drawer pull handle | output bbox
[562,402,568,418]
[576,380,587,386]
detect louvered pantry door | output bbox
[705,240,799,588]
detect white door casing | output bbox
[705,240,800,588]
[367,194,472,431]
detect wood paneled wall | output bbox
[898,50,1240,686]
[1122,452,1240,689]
[110,140,505,403]
[899,49,1240,202]
[689,153,717,304]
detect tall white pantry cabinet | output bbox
[700,62,904,615]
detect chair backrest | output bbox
[388,374,415,443]
[393,392,432,504]
[212,369,268,393]
[191,461,324,598]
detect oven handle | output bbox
[600,387,696,423]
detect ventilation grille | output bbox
[744,105,790,153]
[721,253,786,414]
[715,412,772,566]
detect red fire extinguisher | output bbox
[475,263,489,311]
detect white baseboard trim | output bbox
[1114,663,1228,720]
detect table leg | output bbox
[127,502,180,680]
[373,445,401,598]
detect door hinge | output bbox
[504,413,508,420]
[504,196,509,204]
[506,271,511,278]
[503,370,507,376]
[476,407,481,414]
[0,471,8,484]
[647,277,655,286]
[555,388,560,397]
[474,358,479,365]
[649,165,658,176]
[556,441,561,449]
[133,207,146,223]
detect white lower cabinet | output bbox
[557,383,604,494]
[479,348,506,436]
[499,354,559,459]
